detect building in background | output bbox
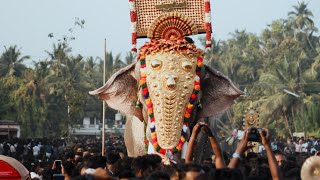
[69,113,125,137]
[0,120,20,140]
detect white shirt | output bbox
[237,130,244,140]
[258,144,265,153]
[301,143,308,152]
[10,145,16,153]
[33,145,40,156]
[30,172,42,180]
[295,144,302,153]
[271,142,278,151]
[0,143,3,155]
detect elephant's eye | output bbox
[151,59,162,70]
[182,61,193,71]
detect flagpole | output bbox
[102,38,107,156]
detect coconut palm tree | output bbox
[0,46,29,77]
[124,52,137,65]
[288,2,318,52]
[289,2,314,29]
[84,57,98,79]
[288,2,315,33]
[46,42,72,77]
[209,30,262,87]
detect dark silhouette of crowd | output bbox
[0,124,319,180]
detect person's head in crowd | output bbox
[118,156,134,171]
[71,163,86,177]
[164,164,185,180]
[146,171,170,180]
[163,165,178,180]
[116,147,127,159]
[183,163,205,180]
[86,155,107,169]
[76,147,84,154]
[310,136,315,141]
[145,154,163,171]
[89,147,100,156]
[106,151,121,176]
[82,150,90,157]
[118,170,136,180]
[298,138,303,145]
[65,151,75,162]
[74,156,84,165]
[246,152,259,167]
[82,153,92,165]
[248,163,271,180]
[274,151,287,168]
[196,168,243,180]
[133,155,151,177]
[75,152,83,161]
[62,161,75,180]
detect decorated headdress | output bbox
[129,0,212,52]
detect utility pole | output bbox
[102,39,107,156]
[301,98,306,138]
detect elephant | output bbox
[89,37,243,163]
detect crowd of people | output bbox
[0,124,319,180]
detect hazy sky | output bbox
[0,0,319,64]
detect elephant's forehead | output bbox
[146,53,195,63]
[145,53,197,74]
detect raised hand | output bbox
[190,122,204,140]
[200,122,214,137]
[259,128,270,147]
[235,130,249,154]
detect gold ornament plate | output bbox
[243,108,260,129]
[146,52,196,149]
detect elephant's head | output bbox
[89,37,243,156]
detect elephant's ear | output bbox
[198,65,244,118]
[89,62,143,121]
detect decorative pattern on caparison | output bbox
[146,53,196,149]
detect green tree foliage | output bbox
[0,41,131,137]
[0,45,29,77]
[205,2,320,137]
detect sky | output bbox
[0,0,319,65]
